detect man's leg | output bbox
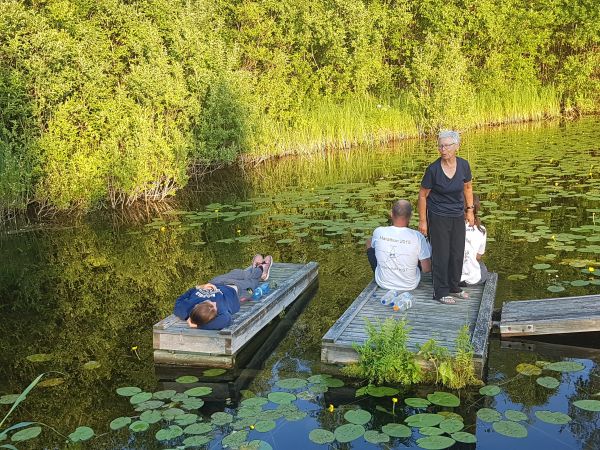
[428,212,451,300]
[448,216,466,293]
[209,267,263,295]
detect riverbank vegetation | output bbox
[1,0,598,216]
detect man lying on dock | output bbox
[367,199,431,290]
[173,255,273,330]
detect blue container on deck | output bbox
[251,282,270,301]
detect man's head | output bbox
[188,300,218,328]
[390,200,412,226]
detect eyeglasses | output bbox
[438,142,457,149]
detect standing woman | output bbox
[418,131,474,304]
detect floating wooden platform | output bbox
[154,262,318,367]
[500,294,600,337]
[321,272,498,375]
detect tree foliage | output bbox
[0,0,598,214]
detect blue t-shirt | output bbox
[421,157,472,217]
[173,285,240,330]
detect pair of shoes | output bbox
[437,296,456,305]
[449,290,469,300]
[260,255,273,281]
[252,254,264,268]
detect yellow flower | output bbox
[160,227,166,232]
[131,346,138,351]
[589,267,595,272]
[392,397,398,403]
[327,404,334,412]
[250,425,255,429]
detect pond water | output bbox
[1,117,599,449]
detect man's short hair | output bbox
[438,130,460,145]
[189,302,217,327]
[391,200,412,219]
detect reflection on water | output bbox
[0,117,599,448]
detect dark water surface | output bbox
[1,118,599,448]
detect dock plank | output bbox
[321,272,497,376]
[500,294,600,337]
[154,261,318,366]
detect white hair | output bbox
[438,130,460,145]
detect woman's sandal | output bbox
[449,290,470,300]
[438,296,456,305]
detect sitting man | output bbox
[367,200,431,291]
[174,254,272,330]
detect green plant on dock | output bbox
[342,318,422,385]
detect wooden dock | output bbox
[500,294,600,337]
[321,272,498,375]
[154,262,318,367]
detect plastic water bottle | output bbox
[380,290,399,306]
[393,292,414,312]
[251,282,270,301]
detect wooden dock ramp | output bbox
[154,262,318,367]
[500,294,600,337]
[321,272,498,375]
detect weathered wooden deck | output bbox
[154,262,318,367]
[321,272,498,375]
[500,294,600,337]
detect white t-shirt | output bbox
[372,226,431,291]
[461,223,487,284]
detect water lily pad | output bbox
[479,385,501,396]
[83,360,101,370]
[544,361,585,372]
[547,285,565,292]
[570,280,590,286]
[153,389,176,400]
[254,420,276,432]
[405,414,444,428]
[135,400,165,411]
[296,391,315,401]
[439,418,463,433]
[176,375,199,384]
[175,413,198,426]
[516,363,542,376]
[533,263,551,270]
[117,386,141,397]
[155,425,183,441]
[451,431,477,443]
[203,368,226,377]
[536,376,560,389]
[365,385,398,397]
[477,408,503,423]
[185,386,212,397]
[309,384,328,394]
[492,420,527,438]
[419,426,445,436]
[140,410,162,424]
[211,411,234,425]
[184,422,214,435]
[308,374,331,383]
[130,392,152,404]
[110,417,132,430]
[427,392,460,407]
[181,398,204,410]
[68,426,94,442]
[242,440,273,450]
[416,435,455,449]
[276,378,307,389]
[0,394,20,404]
[183,435,211,446]
[162,408,185,419]
[364,430,390,444]
[129,421,150,432]
[507,274,528,280]
[535,410,571,424]
[222,430,248,447]
[323,378,344,388]
[267,392,296,404]
[11,426,42,442]
[241,397,269,407]
[573,399,600,411]
[405,397,431,408]
[25,353,53,363]
[343,409,372,425]
[308,429,334,444]
[334,423,364,443]
[38,378,65,388]
[504,410,528,422]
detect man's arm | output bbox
[464,181,474,226]
[420,258,432,273]
[199,311,232,330]
[173,287,197,320]
[418,187,431,236]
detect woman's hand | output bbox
[418,220,428,237]
[465,209,475,226]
